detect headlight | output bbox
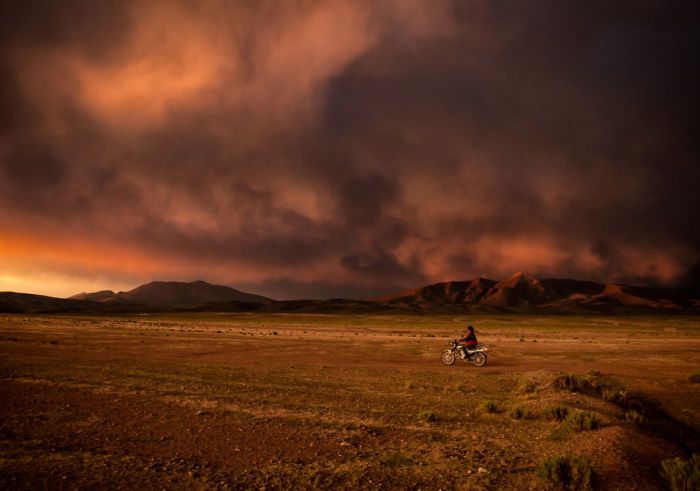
[483,347,488,352]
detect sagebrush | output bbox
[661,454,700,491]
[509,405,533,420]
[538,455,594,490]
[542,406,569,421]
[565,411,600,432]
[481,400,499,414]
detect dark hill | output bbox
[71,280,271,307]
[2,274,698,314]
[377,272,697,313]
[70,290,117,302]
[480,272,551,307]
[377,278,496,307]
[0,292,137,314]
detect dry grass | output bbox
[0,313,698,489]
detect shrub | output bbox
[660,454,700,491]
[538,455,594,490]
[542,406,570,422]
[624,409,646,426]
[509,405,533,420]
[519,379,537,394]
[404,380,415,389]
[481,400,499,414]
[601,387,627,405]
[688,371,700,384]
[553,373,592,393]
[594,376,627,402]
[553,372,631,407]
[417,410,439,422]
[565,411,600,432]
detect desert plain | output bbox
[1,313,699,489]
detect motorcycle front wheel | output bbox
[472,352,487,367]
[441,350,456,366]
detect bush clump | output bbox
[553,373,593,393]
[481,400,499,414]
[660,454,700,491]
[538,455,594,490]
[554,372,630,406]
[417,410,439,422]
[519,379,537,394]
[565,411,600,432]
[509,405,533,420]
[624,409,646,426]
[601,387,628,405]
[688,371,700,384]
[542,405,570,421]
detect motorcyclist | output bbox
[457,325,478,357]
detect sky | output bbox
[1,0,699,299]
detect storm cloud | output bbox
[1,0,698,298]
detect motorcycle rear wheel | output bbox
[472,352,487,367]
[441,350,456,366]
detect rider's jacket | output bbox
[458,331,478,347]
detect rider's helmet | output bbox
[467,325,474,332]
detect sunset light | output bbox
[2,2,699,489]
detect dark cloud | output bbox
[0,0,698,298]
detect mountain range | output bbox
[377,272,698,313]
[0,273,698,314]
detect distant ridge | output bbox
[378,272,697,313]
[70,290,117,302]
[373,277,496,305]
[71,280,271,307]
[1,274,698,314]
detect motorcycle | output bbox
[441,339,488,367]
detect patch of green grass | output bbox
[660,454,700,491]
[688,371,700,384]
[542,405,570,422]
[538,455,594,490]
[417,410,439,422]
[481,400,499,414]
[565,411,600,432]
